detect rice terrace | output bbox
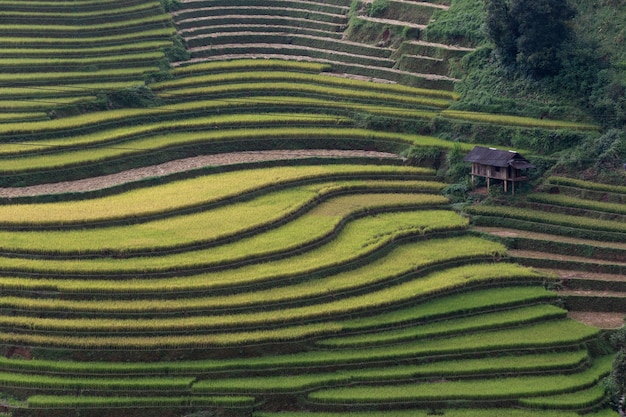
[0,0,624,416]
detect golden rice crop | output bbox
[0,165,434,224]
[0,211,467,290]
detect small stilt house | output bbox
[463,146,534,195]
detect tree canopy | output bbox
[485,0,577,77]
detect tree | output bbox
[485,0,517,64]
[485,0,576,77]
[612,350,626,397]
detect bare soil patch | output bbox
[509,249,626,266]
[567,311,625,329]
[0,149,401,198]
[476,226,626,250]
[537,268,626,283]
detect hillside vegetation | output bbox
[0,0,622,416]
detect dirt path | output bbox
[0,149,402,198]
[476,226,626,250]
[567,312,624,329]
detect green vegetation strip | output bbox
[0,41,172,56]
[0,2,161,19]
[0,96,441,143]
[254,409,614,417]
[466,205,626,234]
[0,315,598,351]
[0,127,471,173]
[0,112,353,155]
[317,304,567,347]
[0,52,164,68]
[170,59,331,76]
[192,350,588,394]
[0,96,96,111]
[0,210,467,281]
[0,29,175,47]
[0,82,145,98]
[1,243,510,318]
[155,82,452,108]
[307,355,613,404]
[0,67,160,85]
[0,254,526,320]
[0,374,193,391]
[27,395,254,409]
[0,237,505,336]
[0,165,434,224]
[527,192,626,215]
[547,176,626,195]
[1,15,172,34]
[0,219,492,318]
[0,189,446,254]
[0,269,546,342]
[0,313,577,376]
[0,0,145,7]
[0,113,46,122]
[519,382,608,409]
[0,97,438,156]
[152,71,458,100]
[338,284,557,331]
[440,110,600,131]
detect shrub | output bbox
[368,0,389,17]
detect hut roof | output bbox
[463,146,534,169]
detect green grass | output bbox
[0,41,172,57]
[527,192,626,215]
[519,382,608,409]
[0,216,478,318]
[1,2,160,19]
[0,28,176,47]
[156,82,452,108]
[0,348,586,380]
[0,112,47,122]
[0,315,599,352]
[0,96,97,110]
[466,204,626,234]
[547,176,626,195]
[152,70,458,100]
[2,239,498,314]
[0,67,161,84]
[338,284,557,331]
[0,82,146,98]
[0,373,194,391]
[27,395,254,408]
[0,52,165,68]
[307,355,612,404]
[317,304,567,347]
[255,409,615,417]
[170,59,332,75]
[3,14,172,34]
[3,239,498,322]
[192,350,589,394]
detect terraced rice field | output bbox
[470,175,626,328]
[0,0,620,416]
[0,0,174,122]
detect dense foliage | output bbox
[485,0,576,77]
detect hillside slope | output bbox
[0,0,622,417]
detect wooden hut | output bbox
[463,146,534,194]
